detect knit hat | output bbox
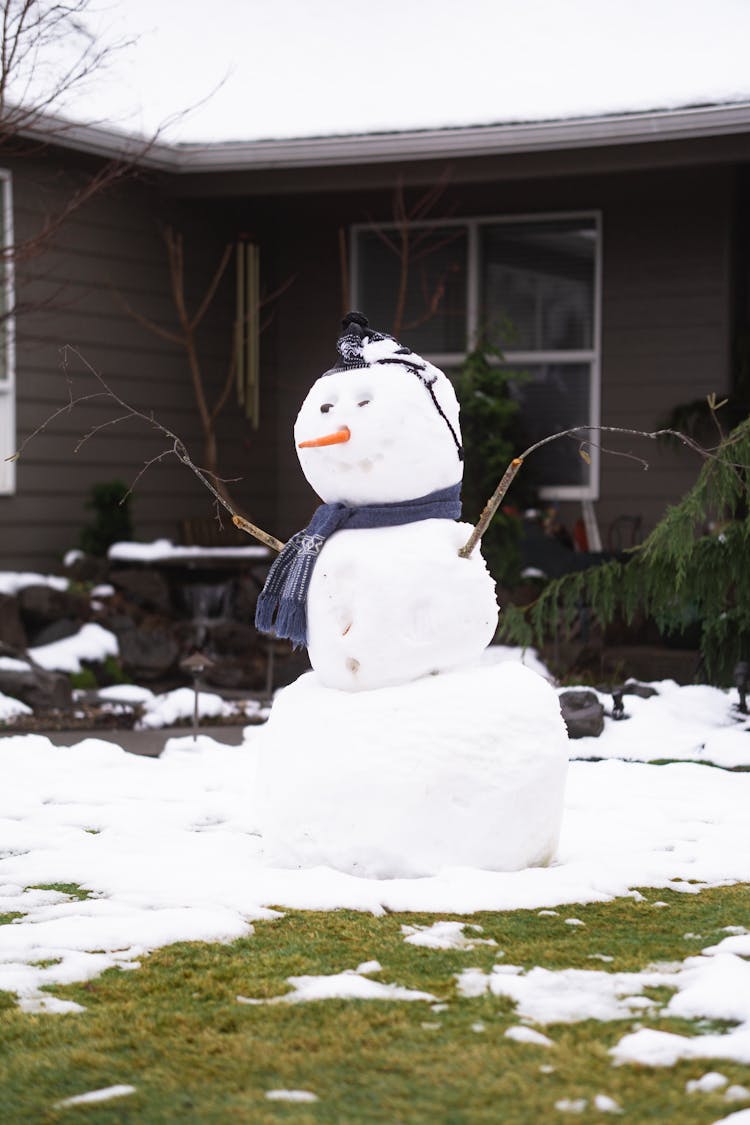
[327,311,463,460]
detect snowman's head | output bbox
[294,312,463,505]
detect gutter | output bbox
[19,101,750,174]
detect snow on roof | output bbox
[17,0,750,157]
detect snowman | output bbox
[254,312,568,878]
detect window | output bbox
[352,212,601,499]
[0,170,15,495]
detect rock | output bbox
[624,680,659,699]
[559,689,605,738]
[208,621,259,658]
[0,594,27,649]
[18,585,88,631]
[27,618,80,647]
[110,568,173,615]
[118,625,179,680]
[64,553,109,585]
[203,654,266,691]
[0,664,73,712]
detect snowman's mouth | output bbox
[298,426,351,449]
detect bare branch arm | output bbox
[459,423,724,559]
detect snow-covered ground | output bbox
[1,653,749,1051]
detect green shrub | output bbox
[79,479,133,557]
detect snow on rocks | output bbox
[0,572,68,596]
[256,660,569,877]
[28,622,118,673]
[0,690,32,721]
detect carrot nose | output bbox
[298,426,351,449]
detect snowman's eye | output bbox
[320,403,333,414]
[358,399,371,407]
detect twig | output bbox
[7,346,284,553]
[459,423,728,559]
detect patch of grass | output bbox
[0,886,748,1123]
[0,912,23,926]
[28,883,93,901]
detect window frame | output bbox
[351,209,602,501]
[0,168,15,496]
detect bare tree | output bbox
[117,226,293,507]
[339,170,462,335]
[0,2,146,275]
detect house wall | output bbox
[1,148,276,571]
[238,162,733,548]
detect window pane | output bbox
[355,226,467,353]
[505,363,592,489]
[482,219,596,352]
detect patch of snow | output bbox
[55,1085,136,1108]
[725,1087,750,1102]
[555,1098,587,1113]
[570,680,750,768]
[137,688,234,729]
[0,657,32,672]
[402,921,497,950]
[593,1094,623,1114]
[239,963,435,1005]
[0,692,32,721]
[708,1111,750,1125]
[63,550,84,568]
[686,1072,728,1093]
[28,623,118,673]
[265,1090,318,1103]
[504,1025,554,1047]
[90,584,115,597]
[108,539,269,561]
[97,684,155,704]
[0,572,68,595]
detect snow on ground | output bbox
[571,681,750,768]
[1,706,749,1014]
[238,962,436,1006]
[1,655,750,1080]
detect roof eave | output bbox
[19,101,750,174]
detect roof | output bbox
[22,100,750,175]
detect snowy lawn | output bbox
[1,673,750,1121]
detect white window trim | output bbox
[351,209,603,501]
[0,169,15,495]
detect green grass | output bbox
[1,885,749,1122]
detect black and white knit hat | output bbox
[327,311,463,460]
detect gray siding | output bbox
[2,149,276,571]
[1,140,737,570]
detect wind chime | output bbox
[235,239,260,428]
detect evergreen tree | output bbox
[499,413,750,685]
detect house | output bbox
[1,100,749,571]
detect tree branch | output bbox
[459,422,732,559]
[7,346,284,552]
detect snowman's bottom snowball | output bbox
[257,661,569,878]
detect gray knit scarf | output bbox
[255,482,461,647]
